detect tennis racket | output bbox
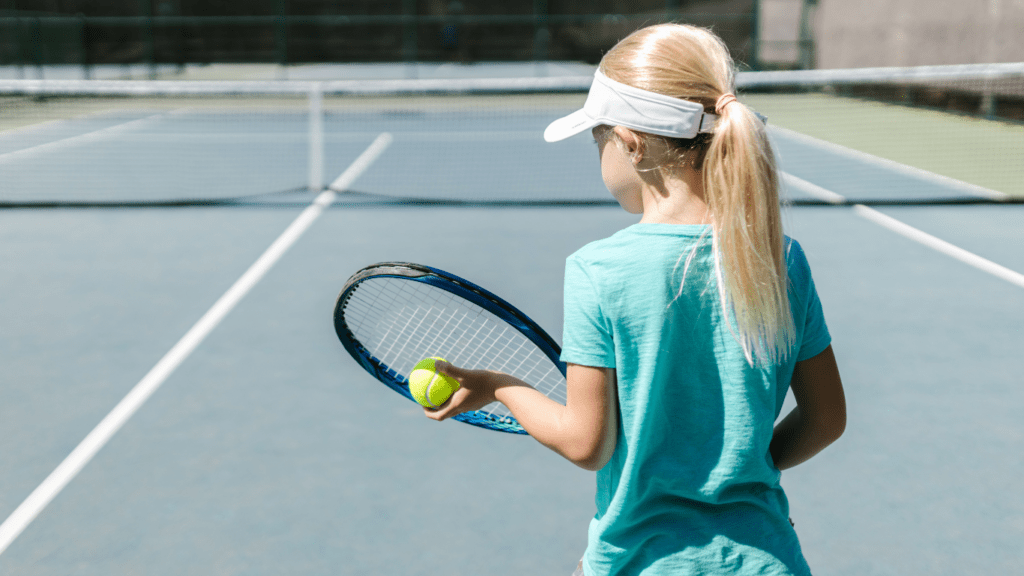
[333,262,567,435]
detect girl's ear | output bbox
[612,126,643,162]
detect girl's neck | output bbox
[638,166,711,225]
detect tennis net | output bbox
[0,62,1021,208]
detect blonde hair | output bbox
[600,23,794,365]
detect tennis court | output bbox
[0,64,1022,575]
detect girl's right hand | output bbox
[422,361,500,421]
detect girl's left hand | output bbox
[422,361,499,421]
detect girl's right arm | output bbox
[769,345,846,470]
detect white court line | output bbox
[0,112,168,164]
[0,132,393,557]
[853,205,1024,289]
[0,108,133,139]
[328,133,392,191]
[0,116,92,139]
[781,172,846,204]
[770,125,1009,201]
[779,170,1024,289]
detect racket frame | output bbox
[333,262,566,434]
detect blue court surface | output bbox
[0,91,1022,576]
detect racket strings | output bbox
[342,277,567,427]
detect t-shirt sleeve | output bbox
[790,240,832,362]
[560,255,616,368]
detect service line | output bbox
[0,112,178,164]
[779,169,1024,290]
[0,132,393,557]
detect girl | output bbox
[426,23,846,576]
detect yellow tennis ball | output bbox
[408,357,460,409]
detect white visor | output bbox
[544,70,719,142]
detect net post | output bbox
[308,82,325,193]
[980,90,996,119]
[980,69,997,119]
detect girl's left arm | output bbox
[427,362,618,471]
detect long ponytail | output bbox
[704,94,793,365]
[601,23,795,365]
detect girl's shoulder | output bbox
[784,236,805,264]
[567,226,639,264]
[784,236,821,298]
[784,236,812,271]
[569,223,712,263]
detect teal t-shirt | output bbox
[560,223,831,576]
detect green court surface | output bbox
[745,93,1024,197]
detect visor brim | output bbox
[543,109,600,142]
